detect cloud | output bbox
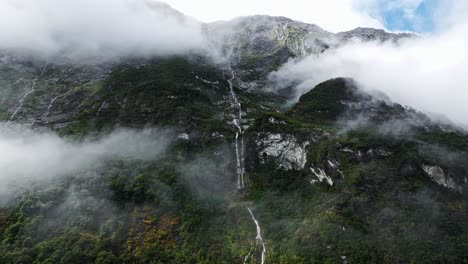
[0,0,207,62]
[433,0,468,31]
[0,0,446,64]
[269,14,468,126]
[177,147,234,201]
[0,125,172,201]
[358,0,426,19]
[355,0,430,31]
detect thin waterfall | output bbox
[247,207,267,264]
[5,63,48,126]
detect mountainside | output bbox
[206,16,416,84]
[0,14,467,264]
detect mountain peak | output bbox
[337,27,418,42]
[291,78,362,121]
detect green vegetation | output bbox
[0,58,467,264]
[62,57,232,136]
[291,78,361,123]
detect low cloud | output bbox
[177,148,233,201]
[269,19,468,126]
[0,0,208,62]
[0,125,172,201]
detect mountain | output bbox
[206,16,416,83]
[0,13,466,264]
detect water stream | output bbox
[247,207,267,264]
[227,63,246,189]
[5,63,48,126]
[225,45,266,263]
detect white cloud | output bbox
[0,0,207,61]
[0,0,443,63]
[0,125,172,201]
[433,0,468,31]
[369,0,426,18]
[270,16,468,126]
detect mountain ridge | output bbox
[0,6,466,264]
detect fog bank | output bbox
[0,125,172,201]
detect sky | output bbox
[163,0,441,33]
[269,0,468,126]
[380,0,439,32]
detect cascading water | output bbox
[44,95,59,118]
[243,242,253,264]
[227,58,246,189]
[5,63,48,126]
[246,207,267,264]
[225,42,267,263]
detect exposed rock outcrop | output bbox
[256,133,310,170]
[421,165,460,191]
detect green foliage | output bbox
[1,55,468,264]
[62,56,231,136]
[291,78,360,123]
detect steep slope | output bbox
[245,78,468,263]
[0,15,465,264]
[336,27,416,42]
[207,16,416,84]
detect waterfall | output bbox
[225,42,265,263]
[44,95,59,118]
[247,207,267,264]
[243,242,253,264]
[227,61,246,190]
[5,63,48,126]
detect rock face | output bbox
[208,16,334,59]
[248,77,467,196]
[310,168,334,185]
[421,165,460,191]
[206,16,416,83]
[208,17,416,61]
[256,133,310,170]
[336,27,416,42]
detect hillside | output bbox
[0,15,466,264]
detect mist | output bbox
[269,21,468,126]
[178,146,234,201]
[0,0,208,62]
[0,124,172,201]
